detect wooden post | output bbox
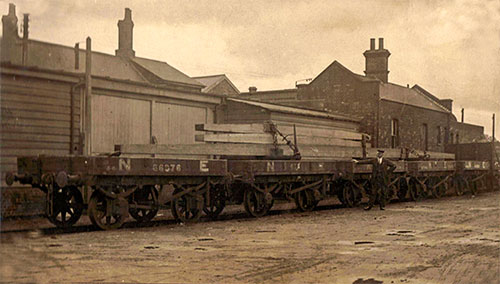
[493,113,496,142]
[84,36,92,155]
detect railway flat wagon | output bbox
[225,159,353,217]
[6,155,227,229]
[5,144,497,230]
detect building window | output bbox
[450,132,454,144]
[456,133,459,144]
[391,119,399,148]
[421,123,428,151]
[444,127,448,144]
[437,126,442,145]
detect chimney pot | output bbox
[370,38,375,50]
[8,3,15,15]
[125,8,132,20]
[378,38,384,50]
[248,86,257,93]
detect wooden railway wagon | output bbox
[6,156,227,230]
[6,152,495,230]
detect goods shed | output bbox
[0,5,222,216]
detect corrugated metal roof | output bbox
[380,83,450,113]
[228,98,360,122]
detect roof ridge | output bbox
[192,74,227,79]
[411,86,450,113]
[228,97,360,122]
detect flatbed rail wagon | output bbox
[6,151,497,230]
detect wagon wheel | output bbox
[468,176,480,195]
[469,177,486,195]
[397,178,409,201]
[430,177,447,199]
[340,182,360,208]
[203,185,227,219]
[452,175,467,196]
[47,186,84,228]
[294,190,316,212]
[171,187,203,223]
[88,193,127,230]
[128,185,159,223]
[408,178,425,201]
[243,188,273,218]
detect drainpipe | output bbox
[84,37,92,155]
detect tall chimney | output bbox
[2,3,19,40]
[115,8,135,58]
[363,37,390,83]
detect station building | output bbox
[239,38,485,152]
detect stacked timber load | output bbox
[194,122,368,160]
[117,122,371,160]
[116,122,455,160]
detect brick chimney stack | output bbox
[115,8,135,58]
[2,3,19,41]
[363,37,390,83]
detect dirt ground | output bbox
[1,191,499,284]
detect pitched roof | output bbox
[192,74,240,93]
[1,38,203,88]
[317,61,450,113]
[310,60,379,85]
[380,82,450,113]
[228,98,360,122]
[133,57,203,87]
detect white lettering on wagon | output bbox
[267,162,275,172]
[152,163,182,172]
[200,160,209,172]
[290,162,301,171]
[118,158,131,171]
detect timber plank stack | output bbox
[117,122,368,160]
[117,122,455,161]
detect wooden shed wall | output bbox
[91,91,215,154]
[1,74,79,216]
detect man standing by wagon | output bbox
[364,150,396,211]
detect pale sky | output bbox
[1,0,499,136]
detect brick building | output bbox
[240,38,484,151]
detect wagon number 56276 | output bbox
[153,163,182,172]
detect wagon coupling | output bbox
[4,172,32,186]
